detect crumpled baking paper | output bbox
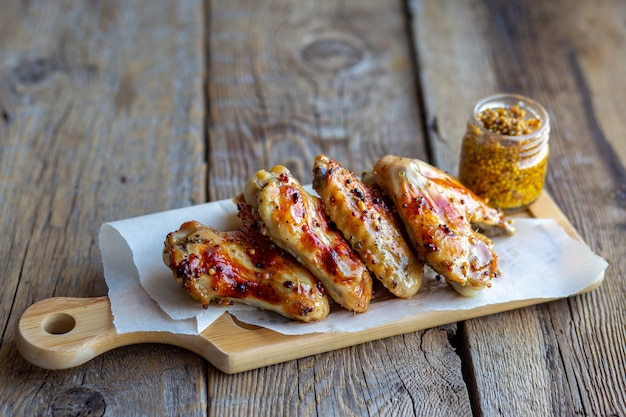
[99,198,608,336]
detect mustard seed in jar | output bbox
[458,94,550,212]
[477,105,541,136]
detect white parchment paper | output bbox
[99,199,608,336]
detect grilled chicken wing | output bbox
[244,165,373,313]
[372,155,514,296]
[312,154,424,298]
[162,196,330,322]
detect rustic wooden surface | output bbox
[411,2,626,416]
[1,0,624,416]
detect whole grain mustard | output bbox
[458,94,550,212]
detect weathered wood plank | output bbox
[206,325,470,417]
[0,1,207,415]
[410,0,626,415]
[205,0,471,415]
[207,0,427,197]
[4,0,623,415]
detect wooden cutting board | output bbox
[16,192,605,374]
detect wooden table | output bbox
[1,1,624,415]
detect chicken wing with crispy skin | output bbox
[312,154,424,298]
[244,165,373,313]
[372,155,514,296]
[162,196,330,322]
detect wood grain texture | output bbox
[3,0,625,415]
[207,0,426,199]
[408,0,499,174]
[206,326,470,417]
[410,0,626,415]
[0,1,207,415]
[205,0,472,415]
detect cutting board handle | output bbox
[16,296,132,369]
[15,296,225,370]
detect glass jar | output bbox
[458,93,550,212]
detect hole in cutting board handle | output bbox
[43,313,76,334]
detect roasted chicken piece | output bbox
[162,196,330,322]
[312,154,424,298]
[371,155,515,296]
[244,165,373,313]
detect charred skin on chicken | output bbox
[372,155,514,296]
[244,165,373,313]
[312,154,424,298]
[162,196,330,322]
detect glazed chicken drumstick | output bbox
[371,155,515,296]
[162,195,330,322]
[312,154,424,298]
[244,165,373,313]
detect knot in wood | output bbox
[614,185,626,208]
[12,56,58,85]
[51,387,106,417]
[300,36,363,73]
